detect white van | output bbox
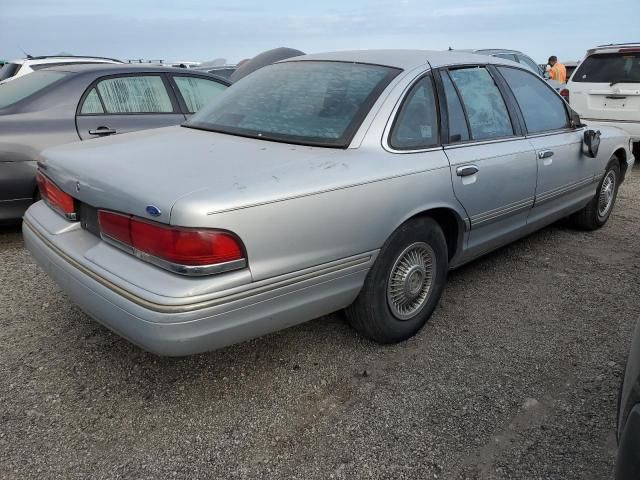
[565,43,640,152]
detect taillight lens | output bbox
[97,210,245,275]
[36,170,77,220]
[560,88,570,103]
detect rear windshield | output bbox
[0,71,68,109]
[572,52,640,83]
[0,62,21,81]
[185,61,401,147]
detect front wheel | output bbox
[569,157,620,230]
[346,217,448,344]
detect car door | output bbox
[75,73,185,140]
[168,74,228,119]
[437,66,537,255]
[495,66,594,225]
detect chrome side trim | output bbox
[470,197,534,227]
[581,118,640,124]
[206,166,449,215]
[100,232,247,277]
[525,128,585,139]
[24,218,373,314]
[534,176,595,205]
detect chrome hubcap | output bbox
[387,242,435,320]
[598,170,616,217]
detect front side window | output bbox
[498,67,568,133]
[96,76,173,113]
[0,71,67,109]
[448,67,514,140]
[187,61,401,147]
[174,76,227,113]
[572,52,640,83]
[390,76,439,149]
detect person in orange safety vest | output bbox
[547,56,567,83]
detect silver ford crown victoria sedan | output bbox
[23,50,635,356]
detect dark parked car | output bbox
[0,64,229,221]
[617,320,640,479]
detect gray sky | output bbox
[0,0,637,64]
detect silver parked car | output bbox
[0,64,229,221]
[23,50,635,355]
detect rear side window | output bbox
[80,88,104,114]
[0,62,21,81]
[494,53,517,62]
[0,71,67,109]
[390,76,439,149]
[441,72,470,143]
[96,76,173,113]
[498,67,568,133]
[448,68,514,140]
[573,52,640,83]
[173,76,227,113]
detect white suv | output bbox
[565,44,640,151]
[0,56,122,84]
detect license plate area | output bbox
[79,202,100,237]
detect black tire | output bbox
[346,217,448,344]
[569,157,620,230]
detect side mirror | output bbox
[570,109,585,128]
[583,129,601,158]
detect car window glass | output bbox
[517,55,542,75]
[390,76,439,149]
[498,67,568,133]
[80,88,104,114]
[96,76,173,113]
[188,61,400,147]
[173,76,227,113]
[572,52,640,83]
[494,53,517,62]
[448,68,514,140]
[0,62,21,81]
[0,71,67,109]
[441,72,470,143]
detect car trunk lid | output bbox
[38,125,352,226]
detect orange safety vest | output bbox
[549,62,567,83]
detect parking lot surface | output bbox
[1,166,639,480]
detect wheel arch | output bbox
[397,206,467,263]
[612,147,629,181]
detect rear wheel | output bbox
[568,157,620,230]
[346,217,448,344]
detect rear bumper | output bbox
[582,119,640,141]
[23,208,373,356]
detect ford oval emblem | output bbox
[145,205,162,217]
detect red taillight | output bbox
[36,170,77,220]
[97,210,245,275]
[560,88,570,103]
[98,210,132,246]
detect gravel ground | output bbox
[1,166,639,480]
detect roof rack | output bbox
[596,42,640,47]
[27,55,123,62]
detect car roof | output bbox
[40,63,228,77]
[588,43,640,54]
[283,49,524,71]
[8,56,122,65]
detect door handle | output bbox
[88,126,117,135]
[605,95,627,99]
[456,165,479,177]
[538,150,554,159]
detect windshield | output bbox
[186,61,401,147]
[0,71,68,109]
[572,52,640,83]
[0,62,21,81]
